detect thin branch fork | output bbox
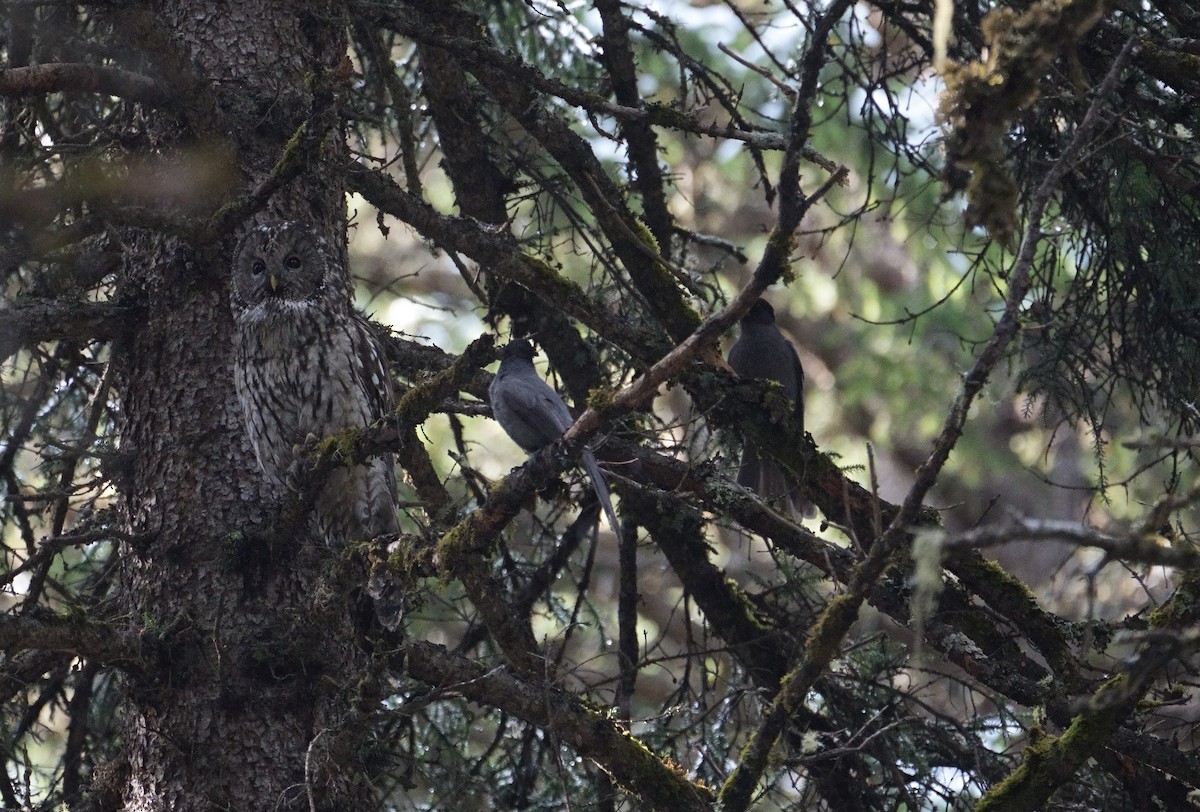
[0,528,146,592]
[941,515,1200,569]
[562,260,840,448]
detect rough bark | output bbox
[109,3,376,809]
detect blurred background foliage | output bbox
[344,0,1192,805]
[346,0,1160,606]
[5,0,1200,808]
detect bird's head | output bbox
[231,221,336,312]
[741,299,776,326]
[501,339,538,363]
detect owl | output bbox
[230,221,399,547]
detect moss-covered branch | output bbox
[0,613,140,668]
[0,298,140,361]
[404,640,715,810]
[940,0,1111,245]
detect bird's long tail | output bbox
[738,443,814,519]
[581,447,622,543]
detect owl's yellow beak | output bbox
[268,274,280,292]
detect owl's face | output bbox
[231,221,334,312]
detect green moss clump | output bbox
[939,0,1109,247]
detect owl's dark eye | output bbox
[251,261,265,276]
[284,256,302,270]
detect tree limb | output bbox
[403,640,715,811]
[0,613,138,667]
[942,514,1200,569]
[0,298,139,361]
[0,63,166,104]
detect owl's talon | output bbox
[283,460,305,492]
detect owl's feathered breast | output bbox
[233,298,388,487]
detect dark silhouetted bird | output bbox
[727,299,811,517]
[489,340,621,540]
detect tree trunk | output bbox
[110,3,373,808]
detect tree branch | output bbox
[719,32,1141,809]
[0,298,139,361]
[0,613,138,666]
[0,63,166,104]
[942,514,1200,569]
[403,640,715,811]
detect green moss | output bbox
[642,101,697,132]
[976,672,1137,811]
[626,215,660,257]
[939,0,1108,246]
[965,555,1040,606]
[433,521,476,584]
[394,335,494,424]
[276,120,308,166]
[724,575,774,636]
[584,385,615,413]
[590,709,713,803]
[758,226,800,287]
[802,594,862,667]
[315,427,366,466]
[507,253,590,304]
[140,611,159,635]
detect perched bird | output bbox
[489,340,621,540]
[230,221,399,548]
[727,299,811,517]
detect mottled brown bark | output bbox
[110,3,377,809]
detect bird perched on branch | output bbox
[489,339,621,541]
[727,299,812,518]
[230,220,399,548]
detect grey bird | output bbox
[489,340,621,540]
[727,299,812,517]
